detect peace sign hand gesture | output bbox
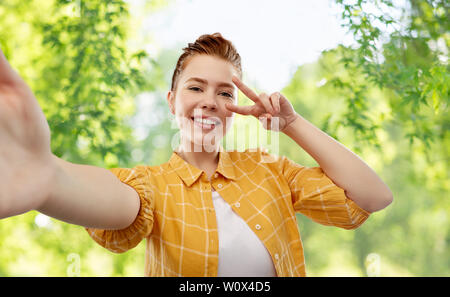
[225,75,298,132]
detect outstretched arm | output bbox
[0,48,140,229]
[38,156,141,230]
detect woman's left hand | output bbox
[225,75,298,132]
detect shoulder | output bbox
[108,165,149,182]
[225,147,284,171]
[108,163,169,188]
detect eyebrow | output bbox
[185,77,235,89]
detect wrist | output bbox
[35,154,62,212]
[281,113,303,135]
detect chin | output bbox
[185,133,222,152]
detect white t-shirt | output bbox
[212,189,277,277]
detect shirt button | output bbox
[255,224,261,230]
[275,253,279,260]
[217,183,223,189]
[235,202,240,208]
[214,173,219,178]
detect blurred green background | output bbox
[0,0,448,276]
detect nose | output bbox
[201,94,217,110]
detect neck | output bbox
[176,139,221,172]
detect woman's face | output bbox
[167,54,239,151]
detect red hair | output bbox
[170,33,242,91]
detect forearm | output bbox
[37,155,140,229]
[282,114,393,212]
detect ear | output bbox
[166,91,175,115]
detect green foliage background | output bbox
[0,0,448,276]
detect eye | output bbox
[188,86,202,92]
[220,92,233,98]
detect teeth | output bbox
[193,118,216,125]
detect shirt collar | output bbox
[168,146,236,187]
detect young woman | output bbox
[0,33,393,277]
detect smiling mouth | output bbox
[190,117,221,130]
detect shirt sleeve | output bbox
[279,155,371,230]
[85,165,154,253]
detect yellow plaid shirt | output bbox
[86,147,371,276]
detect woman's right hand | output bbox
[0,48,56,218]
